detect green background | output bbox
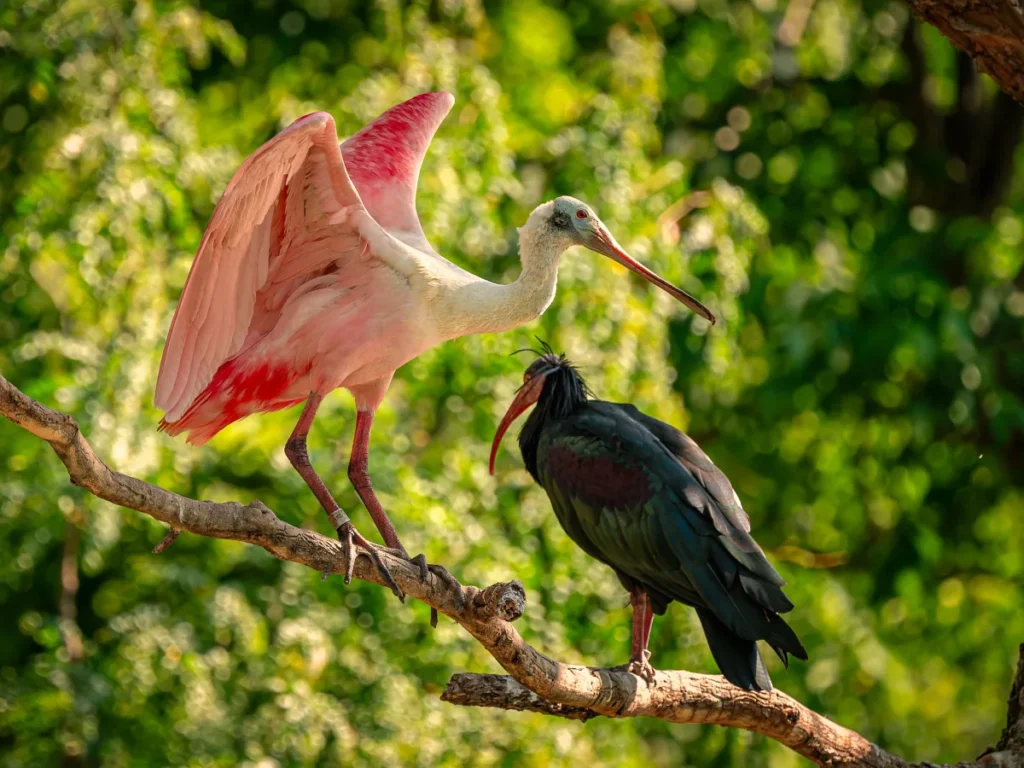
[1,0,1022,765]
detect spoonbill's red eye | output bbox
[576,209,588,219]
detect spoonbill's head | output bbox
[539,196,716,324]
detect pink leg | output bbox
[348,409,406,553]
[286,394,343,524]
[285,394,402,599]
[628,588,656,682]
[348,409,465,624]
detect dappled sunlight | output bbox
[1,0,1023,765]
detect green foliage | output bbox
[1,0,1022,765]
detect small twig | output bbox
[777,0,817,46]
[58,519,84,662]
[768,544,849,570]
[657,190,712,245]
[152,528,181,553]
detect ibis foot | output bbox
[336,521,404,602]
[627,650,656,685]
[409,554,465,628]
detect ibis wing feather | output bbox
[540,476,611,566]
[607,403,787,587]
[610,403,752,533]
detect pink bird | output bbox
[155,92,715,599]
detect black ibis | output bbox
[489,349,807,690]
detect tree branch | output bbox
[443,673,600,721]
[1,370,1020,767]
[904,0,1024,107]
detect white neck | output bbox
[437,213,570,339]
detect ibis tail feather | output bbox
[696,607,774,692]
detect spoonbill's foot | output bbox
[336,521,404,602]
[409,554,465,628]
[626,649,657,685]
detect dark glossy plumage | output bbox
[512,353,807,690]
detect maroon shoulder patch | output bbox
[545,445,652,510]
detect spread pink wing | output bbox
[155,93,454,425]
[341,91,454,251]
[155,112,362,422]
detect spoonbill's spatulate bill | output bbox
[490,350,805,689]
[155,92,716,597]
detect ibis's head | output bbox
[489,348,589,475]
[537,196,715,324]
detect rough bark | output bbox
[905,0,1024,107]
[2,370,1022,767]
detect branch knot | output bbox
[468,580,526,622]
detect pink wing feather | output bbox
[155,93,454,425]
[341,91,454,250]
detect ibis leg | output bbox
[627,589,656,683]
[640,593,654,649]
[286,394,403,600]
[349,409,465,622]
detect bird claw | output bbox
[627,650,657,685]
[336,522,405,602]
[409,553,465,628]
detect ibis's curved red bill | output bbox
[489,374,547,474]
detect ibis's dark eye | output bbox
[576,209,588,219]
[523,372,532,384]
[551,211,570,228]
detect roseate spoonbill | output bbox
[489,349,805,689]
[155,92,716,598]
